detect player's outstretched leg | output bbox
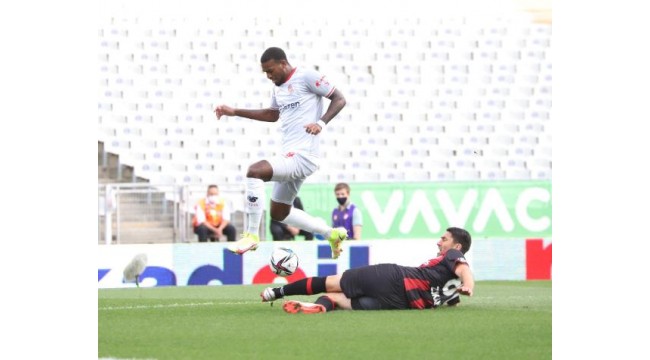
[280,205,347,259]
[260,276,328,303]
[228,178,264,255]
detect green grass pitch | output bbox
[99,281,551,360]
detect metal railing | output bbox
[98,183,246,244]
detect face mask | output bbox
[208,195,220,204]
[336,197,347,206]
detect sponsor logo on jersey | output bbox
[285,152,295,158]
[430,286,442,307]
[315,75,329,87]
[280,101,300,111]
[247,195,258,203]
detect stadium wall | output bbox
[98,238,552,288]
[273,181,552,240]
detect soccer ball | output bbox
[270,247,299,276]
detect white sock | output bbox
[245,178,265,235]
[282,206,332,237]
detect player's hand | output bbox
[304,123,322,135]
[457,286,473,297]
[214,105,234,120]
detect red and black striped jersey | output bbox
[400,249,469,309]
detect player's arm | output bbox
[352,207,363,240]
[194,205,207,226]
[320,89,346,124]
[454,263,474,296]
[304,89,347,135]
[214,105,279,122]
[195,208,220,235]
[216,219,229,232]
[353,225,362,240]
[204,221,221,235]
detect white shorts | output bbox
[268,152,319,205]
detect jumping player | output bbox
[214,47,348,258]
[261,227,475,313]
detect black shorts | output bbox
[340,264,409,310]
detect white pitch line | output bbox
[99,301,258,311]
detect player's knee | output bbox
[352,296,383,311]
[246,167,262,179]
[246,161,272,180]
[269,205,290,221]
[325,274,343,292]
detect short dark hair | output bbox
[207,184,218,193]
[261,47,287,63]
[334,183,350,193]
[447,227,471,254]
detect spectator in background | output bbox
[193,184,237,242]
[332,183,362,240]
[270,197,314,241]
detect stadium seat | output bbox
[530,168,552,180]
[163,162,190,173]
[535,145,552,158]
[482,169,506,180]
[511,146,535,157]
[451,158,475,169]
[401,159,425,169]
[455,169,481,180]
[503,159,527,170]
[402,169,431,182]
[351,148,379,159]
[490,134,515,146]
[528,158,552,169]
[383,171,406,181]
[474,156,501,170]
[373,147,402,160]
[99,126,117,139]
[411,135,438,147]
[354,171,382,182]
[467,135,490,146]
[179,173,204,184]
[505,169,531,180]
[432,169,454,181]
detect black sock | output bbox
[278,276,327,297]
[315,296,336,312]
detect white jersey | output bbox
[270,67,336,157]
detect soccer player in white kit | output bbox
[214,47,348,258]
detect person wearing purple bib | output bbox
[331,183,362,240]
